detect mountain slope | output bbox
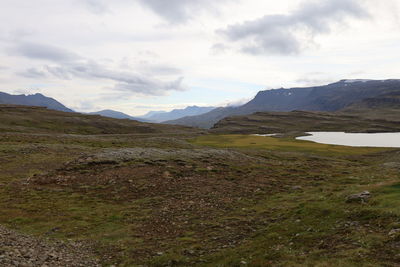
[140,106,216,122]
[166,79,400,128]
[211,110,400,134]
[0,105,198,134]
[340,91,400,121]
[87,109,151,122]
[0,92,73,112]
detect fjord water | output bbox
[297,132,400,148]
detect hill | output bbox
[0,105,198,135]
[1,104,400,266]
[0,92,73,112]
[211,110,400,134]
[166,79,400,128]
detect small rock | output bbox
[346,191,371,203]
[389,229,400,236]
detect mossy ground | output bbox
[0,131,399,266]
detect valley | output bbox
[0,104,399,266]
[3,1,400,265]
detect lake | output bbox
[296,132,400,148]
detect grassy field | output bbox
[0,107,400,266]
[191,134,388,155]
[0,130,399,266]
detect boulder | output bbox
[346,191,371,203]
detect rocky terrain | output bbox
[0,226,100,266]
[0,105,400,266]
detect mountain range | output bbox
[87,110,151,122]
[0,92,73,113]
[2,79,400,128]
[138,106,215,122]
[166,79,400,128]
[0,92,214,123]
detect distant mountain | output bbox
[166,79,400,128]
[340,91,400,122]
[0,92,73,112]
[211,110,400,134]
[88,109,151,122]
[140,111,168,119]
[140,106,216,122]
[343,91,400,111]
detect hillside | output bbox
[0,105,198,135]
[1,105,400,265]
[340,91,400,121]
[167,79,400,128]
[87,109,151,122]
[211,110,400,134]
[0,92,73,112]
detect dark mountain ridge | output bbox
[87,109,151,122]
[0,92,73,113]
[166,79,400,128]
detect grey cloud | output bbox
[218,0,369,55]
[17,67,47,78]
[114,77,185,96]
[210,43,230,55]
[64,60,186,95]
[120,57,182,76]
[14,42,186,96]
[10,42,81,62]
[140,62,182,76]
[137,0,232,24]
[47,61,186,96]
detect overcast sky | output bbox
[0,0,399,115]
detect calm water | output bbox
[296,132,400,148]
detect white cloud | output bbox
[136,0,234,24]
[12,42,186,96]
[218,0,369,55]
[0,0,399,115]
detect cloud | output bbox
[10,42,81,62]
[210,43,230,55]
[217,0,369,55]
[81,0,109,14]
[17,67,47,78]
[14,42,186,96]
[136,0,232,24]
[114,76,185,96]
[222,97,251,107]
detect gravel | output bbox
[0,225,100,267]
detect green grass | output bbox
[191,134,387,155]
[0,131,399,266]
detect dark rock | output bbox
[346,191,371,203]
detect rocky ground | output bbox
[1,121,400,265]
[0,226,100,267]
